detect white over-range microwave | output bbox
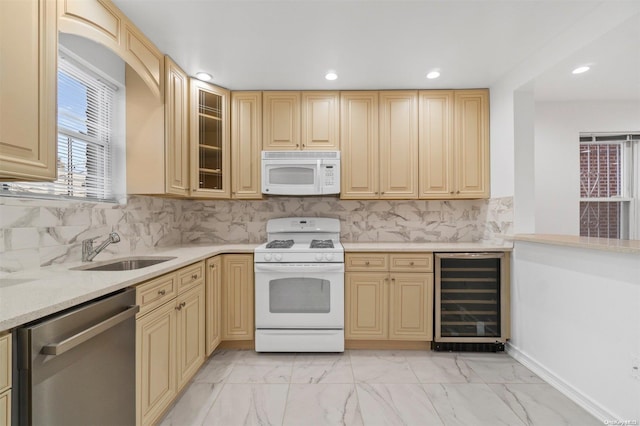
[261,151,340,195]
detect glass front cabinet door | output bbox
[190,79,230,198]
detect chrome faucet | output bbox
[82,232,121,262]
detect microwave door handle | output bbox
[317,159,322,193]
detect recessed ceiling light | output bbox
[426,71,440,79]
[572,66,590,75]
[195,72,212,81]
[325,71,338,81]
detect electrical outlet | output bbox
[632,356,640,380]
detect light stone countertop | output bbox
[513,234,640,255]
[0,241,513,332]
[342,242,513,252]
[0,244,257,331]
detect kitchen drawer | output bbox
[0,333,9,394]
[389,253,433,272]
[136,273,179,316]
[345,253,388,271]
[177,262,205,293]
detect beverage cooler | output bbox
[433,253,509,352]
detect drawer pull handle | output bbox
[191,274,198,280]
[410,261,414,266]
[158,289,166,296]
[365,261,370,265]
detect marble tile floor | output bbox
[160,349,600,426]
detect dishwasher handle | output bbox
[41,305,139,356]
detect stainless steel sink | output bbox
[71,256,177,271]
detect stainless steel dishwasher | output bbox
[16,288,139,425]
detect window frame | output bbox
[579,133,639,240]
[1,45,123,203]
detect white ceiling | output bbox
[112,0,640,100]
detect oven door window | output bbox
[269,277,330,313]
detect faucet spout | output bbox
[82,232,120,262]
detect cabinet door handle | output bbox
[409,261,414,266]
[296,144,299,147]
[391,277,396,282]
[456,190,460,194]
[191,274,198,280]
[365,261,370,265]
[209,264,215,269]
[157,289,166,296]
[175,302,186,311]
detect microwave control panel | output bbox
[323,165,335,186]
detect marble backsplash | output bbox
[0,195,512,273]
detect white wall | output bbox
[489,2,640,201]
[534,100,640,235]
[513,90,535,233]
[509,241,640,421]
[59,33,125,85]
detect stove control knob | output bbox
[315,253,323,261]
[275,253,283,261]
[326,253,334,261]
[264,253,272,261]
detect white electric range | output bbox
[254,217,344,352]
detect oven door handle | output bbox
[254,263,345,273]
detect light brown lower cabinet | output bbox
[221,254,254,341]
[205,256,222,355]
[0,390,9,426]
[0,332,10,426]
[345,253,433,342]
[136,262,205,426]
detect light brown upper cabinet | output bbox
[379,91,418,199]
[418,91,454,198]
[126,56,189,196]
[454,90,490,198]
[301,92,340,150]
[57,0,164,99]
[341,91,418,199]
[419,89,489,199]
[263,92,301,150]
[231,92,262,199]
[164,57,190,196]
[263,91,339,150]
[0,0,57,181]
[340,91,379,198]
[190,79,231,198]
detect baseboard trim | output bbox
[218,340,254,350]
[506,342,618,422]
[345,340,431,350]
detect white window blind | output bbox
[2,49,117,201]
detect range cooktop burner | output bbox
[310,239,334,249]
[266,239,294,249]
